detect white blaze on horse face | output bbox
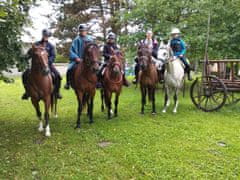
[45,125,51,137]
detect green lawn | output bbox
[0,79,240,179]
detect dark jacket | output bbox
[35,40,56,66]
[103,42,119,62]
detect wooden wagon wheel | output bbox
[190,75,227,112]
[225,92,240,106]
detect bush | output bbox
[55,54,68,63]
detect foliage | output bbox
[55,54,68,63]
[1,79,240,178]
[0,0,33,77]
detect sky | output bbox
[21,0,56,44]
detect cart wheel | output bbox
[225,92,240,106]
[190,75,227,112]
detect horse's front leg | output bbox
[162,87,170,113]
[76,92,83,129]
[105,90,112,119]
[152,88,156,115]
[173,89,179,113]
[88,96,94,124]
[44,95,51,136]
[31,98,43,132]
[114,93,119,117]
[141,86,146,114]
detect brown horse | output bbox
[137,44,158,114]
[27,44,57,136]
[101,50,124,119]
[71,43,100,128]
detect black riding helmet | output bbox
[42,29,52,37]
[78,24,88,32]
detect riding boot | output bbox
[64,70,71,90]
[133,63,140,84]
[21,69,30,100]
[123,74,130,87]
[185,66,192,81]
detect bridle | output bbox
[105,57,123,84]
[31,47,50,75]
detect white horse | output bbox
[157,41,185,113]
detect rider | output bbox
[21,29,62,100]
[100,32,129,86]
[64,24,93,89]
[170,28,192,80]
[133,30,158,84]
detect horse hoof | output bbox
[140,112,144,115]
[54,114,58,118]
[152,112,156,115]
[89,121,94,124]
[110,109,113,115]
[162,110,166,113]
[75,125,81,129]
[45,131,51,137]
[38,127,44,132]
[173,110,177,114]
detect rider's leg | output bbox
[122,64,130,87]
[21,69,30,100]
[133,59,140,84]
[180,57,192,81]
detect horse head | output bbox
[109,48,123,75]
[31,44,50,75]
[137,44,152,71]
[83,43,100,73]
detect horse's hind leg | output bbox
[31,98,43,132]
[114,93,119,117]
[162,87,169,113]
[44,95,51,136]
[173,89,179,113]
[76,92,83,129]
[101,89,105,112]
[152,88,156,115]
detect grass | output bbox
[0,78,240,179]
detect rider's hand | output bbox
[179,54,183,58]
[75,58,81,63]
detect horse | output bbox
[137,44,158,114]
[26,44,58,137]
[161,46,185,113]
[71,43,101,128]
[100,49,124,119]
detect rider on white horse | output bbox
[170,28,192,81]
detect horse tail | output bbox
[82,93,89,110]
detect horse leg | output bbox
[173,89,179,113]
[105,91,112,119]
[114,93,119,117]
[152,88,156,115]
[101,89,105,112]
[88,96,94,124]
[31,98,43,132]
[141,87,146,114]
[162,87,169,113]
[76,92,83,129]
[44,95,51,137]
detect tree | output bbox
[0,0,34,78]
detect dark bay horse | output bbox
[27,44,57,136]
[101,50,124,119]
[71,43,100,128]
[137,44,158,114]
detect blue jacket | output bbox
[69,35,93,62]
[170,38,186,57]
[35,40,55,66]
